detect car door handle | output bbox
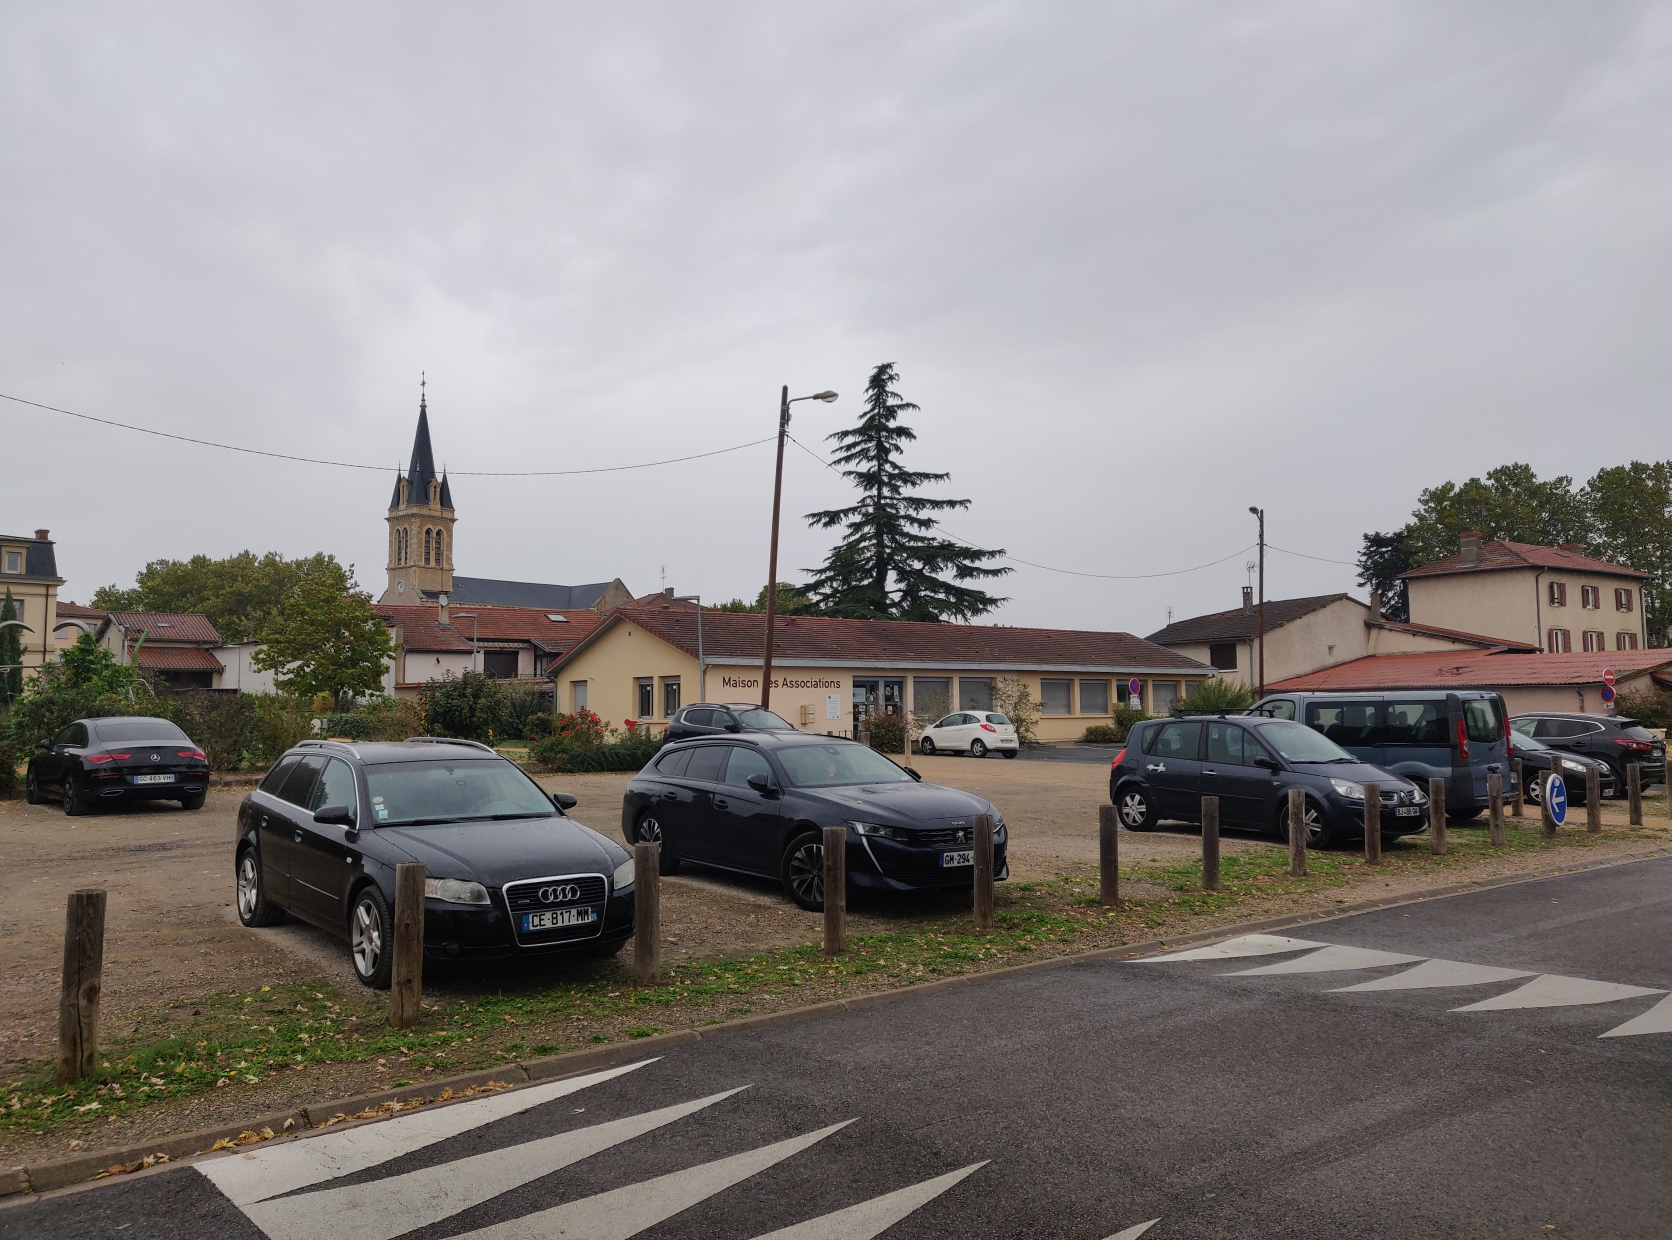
[662,791,679,801]
[292,829,304,842]
[1201,769,1217,777]
[713,798,729,810]
[1146,763,1166,773]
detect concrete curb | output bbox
[6,841,1668,1202]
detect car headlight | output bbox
[1330,779,1365,800]
[613,856,635,891]
[1561,760,1588,774]
[1411,786,1428,804]
[425,878,490,905]
[848,821,901,840]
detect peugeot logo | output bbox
[538,884,582,904]
[955,829,967,844]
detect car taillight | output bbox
[1456,718,1468,760]
[1111,747,1126,769]
[1504,713,1513,744]
[178,749,207,761]
[980,723,996,732]
[86,752,132,764]
[1613,738,1652,752]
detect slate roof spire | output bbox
[402,375,443,504]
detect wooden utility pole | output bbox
[1488,773,1505,847]
[56,889,106,1084]
[390,863,426,1030]
[1428,777,1447,856]
[1287,788,1307,878]
[822,827,846,955]
[1098,804,1120,906]
[973,814,995,931]
[760,385,790,712]
[1201,796,1221,891]
[1628,764,1643,826]
[1511,758,1525,818]
[634,842,661,983]
[1362,782,1381,866]
[1249,507,1266,697]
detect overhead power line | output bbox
[1267,543,1358,567]
[0,391,775,477]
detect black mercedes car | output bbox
[663,702,798,743]
[622,731,1008,910]
[234,738,634,988]
[25,716,209,814]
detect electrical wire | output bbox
[0,390,775,477]
[1267,543,1357,567]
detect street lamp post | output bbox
[1247,507,1265,698]
[673,595,705,702]
[760,385,837,711]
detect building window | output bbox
[1616,588,1635,612]
[958,677,994,712]
[1547,628,1572,653]
[1617,632,1640,651]
[571,680,588,710]
[1040,679,1072,715]
[1581,585,1599,609]
[1079,680,1110,715]
[913,677,951,719]
[1151,681,1180,714]
[1208,642,1238,670]
[424,528,432,566]
[636,678,655,718]
[482,650,519,678]
[434,529,444,566]
[1582,630,1604,652]
[662,677,680,717]
[1548,581,1567,607]
[1,549,20,574]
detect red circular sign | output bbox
[1603,668,1616,686]
[1601,684,1616,704]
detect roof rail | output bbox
[296,739,361,757]
[403,736,497,754]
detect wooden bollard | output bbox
[1511,757,1525,818]
[1488,773,1505,847]
[1288,788,1307,878]
[1586,766,1602,833]
[1542,770,1559,838]
[1363,781,1381,866]
[973,813,995,931]
[1098,804,1120,907]
[822,826,847,955]
[1427,777,1447,855]
[56,889,107,1084]
[1628,764,1643,826]
[1201,796,1221,892]
[390,862,426,1029]
[633,841,660,983]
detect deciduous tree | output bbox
[251,561,392,710]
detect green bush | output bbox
[4,634,152,751]
[537,736,663,773]
[157,691,261,771]
[0,732,17,797]
[1615,686,1672,731]
[1080,723,1123,744]
[1171,677,1255,716]
[420,671,507,742]
[1113,705,1146,733]
[249,694,313,765]
[862,714,907,754]
[500,684,550,739]
[315,697,424,743]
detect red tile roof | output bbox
[374,604,602,655]
[105,611,223,644]
[1402,540,1648,580]
[55,602,107,620]
[570,607,1210,672]
[132,645,224,672]
[1267,649,1672,692]
[1364,618,1540,653]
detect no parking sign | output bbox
[1547,774,1569,826]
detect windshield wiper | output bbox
[489,812,554,820]
[1292,758,1358,764]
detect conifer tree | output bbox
[804,363,1009,621]
[0,589,22,705]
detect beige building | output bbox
[1148,587,1535,691]
[548,598,1214,742]
[0,529,63,682]
[1404,533,1650,654]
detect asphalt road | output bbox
[10,856,1672,1239]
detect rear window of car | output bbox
[680,708,715,728]
[260,755,299,794]
[654,748,691,777]
[1619,724,1657,742]
[1248,699,1295,720]
[1384,702,1445,746]
[94,718,189,743]
[363,759,555,825]
[1463,698,1504,745]
[985,714,1011,726]
[735,708,795,731]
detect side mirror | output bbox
[552,792,578,812]
[38,738,50,750]
[904,767,922,781]
[746,773,779,798]
[725,721,742,733]
[1253,756,1279,772]
[313,805,355,827]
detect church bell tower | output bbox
[381,381,456,603]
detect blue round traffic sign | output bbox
[1600,683,1616,704]
[1128,678,1142,697]
[1548,774,1568,825]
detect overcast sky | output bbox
[4,2,1668,636]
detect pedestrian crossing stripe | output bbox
[1450,974,1664,1012]
[1600,992,1672,1038]
[1330,959,1534,991]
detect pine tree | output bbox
[804,363,1010,622]
[0,589,22,705]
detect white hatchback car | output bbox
[918,711,1020,758]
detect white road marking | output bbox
[1451,975,1666,1012]
[1137,933,1326,962]
[1330,959,1535,991]
[243,1087,749,1240]
[747,1161,987,1238]
[1103,1221,1161,1239]
[1224,945,1425,976]
[200,1059,656,1207]
[1599,993,1672,1038]
[452,1118,857,1240]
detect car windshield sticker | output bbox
[373,795,389,821]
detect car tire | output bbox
[235,846,286,927]
[1525,775,1545,805]
[1115,784,1157,831]
[1608,765,1630,799]
[179,791,206,811]
[25,769,46,805]
[918,737,936,756]
[62,775,89,817]
[1001,749,1018,759]
[1380,832,1402,851]
[632,811,682,875]
[1277,797,1333,848]
[781,829,826,911]
[970,739,988,758]
[349,885,395,990]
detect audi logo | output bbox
[538,884,583,904]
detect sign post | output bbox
[1127,678,1143,714]
[1548,774,1568,829]
[1601,668,1616,709]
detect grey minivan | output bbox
[1247,690,1513,817]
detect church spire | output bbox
[405,377,439,499]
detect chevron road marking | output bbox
[243,1087,749,1240]
[1104,1223,1162,1240]
[746,1161,987,1239]
[198,1058,655,1207]
[451,1119,857,1240]
[1224,945,1425,976]
[1600,993,1672,1038]
[1136,933,1327,962]
[1330,959,1534,991]
[1451,975,1665,1012]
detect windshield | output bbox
[93,718,190,743]
[1253,720,1357,764]
[985,713,1011,726]
[1511,732,1550,752]
[777,743,915,788]
[735,708,795,731]
[1463,697,1505,745]
[363,759,555,825]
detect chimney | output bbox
[1369,590,1383,621]
[34,529,49,541]
[663,587,675,601]
[1459,531,1482,567]
[1241,586,1253,615]
[437,593,450,626]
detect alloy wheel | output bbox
[237,853,259,920]
[786,841,824,905]
[636,816,663,844]
[351,897,383,979]
[1119,791,1149,828]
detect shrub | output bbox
[0,732,17,797]
[4,634,152,751]
[420,671,508,742]
[500,684,551,739]
[862,713,907,754]
[1615,686,1672,731]
[1171,677,1254,716]
[992,677,1040,746]
[1080,724,1123,744]
[316,696,424,743]
[249,693,313,765]
[535,735,663,773]
[158,691,261,771]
